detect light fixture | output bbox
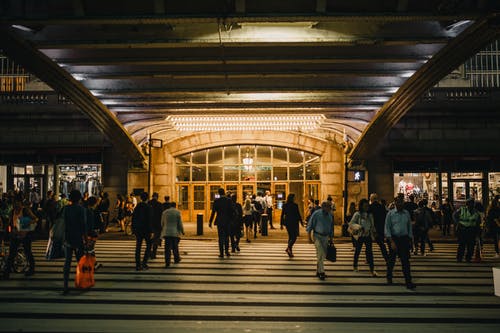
[242,151,253,171]
[167,114,325,132]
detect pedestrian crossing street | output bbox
[0,239,500,332]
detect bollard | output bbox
[261,214,268,236]
[197,213,203,236]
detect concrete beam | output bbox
[350,14,500,161]
[0,27,146,163]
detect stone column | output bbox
[151,146,176,200]
[320,144,344,224]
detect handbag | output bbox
[326,241,337,262]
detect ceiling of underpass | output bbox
[1,0,500,162]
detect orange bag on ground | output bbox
[75,254,96,289]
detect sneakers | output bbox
[317,272,326,280]
[370,270,378,277]
[353,266,358,272]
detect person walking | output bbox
[242,198,254,243]
[265,190,275,229]
[344,202,357,251]
[97,192,110,234]
[209,188,233,258]
[454,198,481,263]
[414,199,434,256]
[307,201,334,280]
[62,190,87,295]
[280,193,303,258]
[441,198,454,237]
[3,199,38,280]
[486,195,500,258]
[161,202,184,268]
[350,198,378,277]
[230,194,243,253]
[369,193,388,262]
[149,193,164,259]
[132,192,153,270]
[385,196,416,290]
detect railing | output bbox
[421,87,500,102]
[0,91,73,105]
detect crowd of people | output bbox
[1,186,499,294]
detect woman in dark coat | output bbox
[280,193,303,258]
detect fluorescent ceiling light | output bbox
[167,115,325,132]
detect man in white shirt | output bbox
[265,190,275,229]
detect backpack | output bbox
[253,200,263,214]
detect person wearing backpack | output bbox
[413,199,434,256]
[3,199,38,280]
[251,194,263,239]
[230,194,243,253]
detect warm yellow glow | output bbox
[167,115,325,132]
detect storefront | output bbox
[175,145,321,222]
[393,171,499,208]
[0,163,102,198]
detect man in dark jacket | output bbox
[209,188,233,258]
[132,192,153,270]
[369,193,389,262]
[63,190,87,295]
[149,192,164,259]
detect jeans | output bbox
[217,224,230,255]
[314,234,329,274]
[387,235,413,284]
[374,235,389,262]
[63,245,83,289]
[135,232,152,268]
[267,208,274,228]
[354,236,374,271]
[230,223,241,251]
[457,226,477,262]
[164,236,180,266]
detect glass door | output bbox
[242,184,255,201]
[177,185,190,222]
[193,185,206,221]
[273,183,287,224]
[225,184,239,202]
[209,185,222,213]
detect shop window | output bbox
[13,166,25,175]
[394,173,438,202]
[58,164,101,197]
[192,166,206,182]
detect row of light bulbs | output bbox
[167,115,325,132]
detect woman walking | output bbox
[280,193,303,258]
[242,198,254,243]
[349,198,378,277]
